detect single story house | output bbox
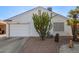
[0,7,72,37]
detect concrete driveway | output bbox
[0,37,28,53]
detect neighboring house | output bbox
[0,21,6,34]
[0,6,72,37]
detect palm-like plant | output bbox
[67,6,79,41]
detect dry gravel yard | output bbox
[0,36,72,53]
[20,37,71,53]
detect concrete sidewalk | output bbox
[59,43,79,53]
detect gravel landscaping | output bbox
[20,37,70,53]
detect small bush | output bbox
[54,33,59,42]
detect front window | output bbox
[53,22,64,31]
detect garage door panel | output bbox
[10,24,29,37]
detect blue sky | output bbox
[0,6,76,20]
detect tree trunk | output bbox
[40,35,45,40]
[72,24,77,41]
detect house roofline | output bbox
[4,6,68,21]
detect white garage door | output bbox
[9,24,29,37]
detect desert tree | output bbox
[32,10,52,40]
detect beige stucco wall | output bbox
[50,15,72,36]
